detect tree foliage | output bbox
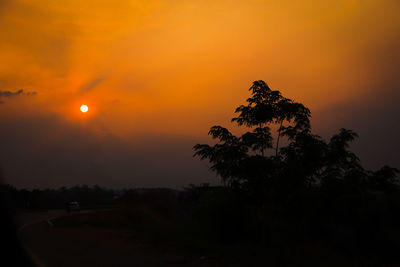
[194,80,399,199]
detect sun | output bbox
[80,105,88,113]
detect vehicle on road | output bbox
[66,201,80,213]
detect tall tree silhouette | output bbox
[192,80,400,264]
[231,80,311,157]
[194,80,398,196]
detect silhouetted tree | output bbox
[194,80,399,201]
[192,81,400,265]
[231,80,311,157]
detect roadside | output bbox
[17,210,228,267]
[16,209,67,230]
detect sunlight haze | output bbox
[0,0,399,188]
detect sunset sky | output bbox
[1,0,399,188]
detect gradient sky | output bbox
[0,0,399,189]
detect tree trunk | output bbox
[260,123,264,157]
[275,120,283,157]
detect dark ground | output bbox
[16,209,361,267]
[17,210,229,267]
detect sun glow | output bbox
[80,105,88,113]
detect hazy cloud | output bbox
[0,89,37,103]
[79,77,105,93]
[312,87,400,170]
[0,1,399,188]
[0,89,37,97]
[0,89,24,97]
[0,112,215,189]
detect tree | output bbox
[231,80,311,157]
[194,81,312,196]
[193,126,249,186]
[193,80,399,197]
[192,80,400,262]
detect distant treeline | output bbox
[0,184,180,210]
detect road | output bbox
[16,210,222,267]
[16,209,67,231]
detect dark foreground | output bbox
[18,210,227,267]
[17,209,370,267]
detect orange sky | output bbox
[1,0,399,188]
[1,0,399,136]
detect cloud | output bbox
[0,89,24,97]
[25,91,37,96]
[0,89,37,97]
[79,77,105,93]
[0,89,37,103]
